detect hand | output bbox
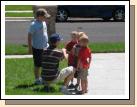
[62,48,66,52]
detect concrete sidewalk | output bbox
[87,53,125,95]
[5,53,125,95]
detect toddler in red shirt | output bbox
[65,31,78,66]
[77,34,92,94]
[65,31,78,88]
[65,31,85,89]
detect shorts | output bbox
[42,66,75,85]
[32,47,43,67]
[77,69,88,80]
[53,66,75,83]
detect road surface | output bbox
[5,18,125,44]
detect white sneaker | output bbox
[61,86,71,95]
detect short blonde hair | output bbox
[78,32,86,39]
[71,31,78,38]
[79,34,89,41]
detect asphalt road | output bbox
[5,19,125,44]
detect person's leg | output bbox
[85,79,88,93]
[34,66,42,85]
[56,66,75,94]
[32,47,43,84]
[34,66,41,80]
[68,64,74,87]
[64,72,75,86]
[81,80,85,93]
[82,71,88,93]
[84,71,88,93]
[77,78,80,85]
[75,70,81,89]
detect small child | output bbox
[77,34,92,94]
[68,32,86,89]
[65,31,78,87]
[28,8,50,85]
[65,31,78,53]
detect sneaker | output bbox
[61,86,72,95]
[34,78,43,85]
[74,84,79,89]
[68,83,75,89]
[76,91,84,95]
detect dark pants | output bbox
[32,47,43,67]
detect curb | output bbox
[5,17,34,20]
[5,55,33,59]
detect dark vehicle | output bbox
[56,5,125,22]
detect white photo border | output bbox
[1,1,129,100]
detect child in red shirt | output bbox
[77,34,92,94]
[66,31,85,89]
[65,31,78,87]
[65,31,78,66]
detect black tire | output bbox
[113,8,125,21]
[102,17,111,21]
[56,9,68,22]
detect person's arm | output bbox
[87,51,92,69]
[28,33,32,54]
[62,48,68,60]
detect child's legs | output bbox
[34,66,41,79]
[32,47,43,80]
[81,79,87,92]
[80,70,88,92]
[83,79,88,92]
[81,80,84,91]
[77,78,80,85]
[85,79,88,91]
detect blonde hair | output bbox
[79,34,89,41]
[77,32,86,39]
[71,31,78,38]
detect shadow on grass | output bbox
[33,86,57,93]
[14,84,59,93]
[14,83,36,89]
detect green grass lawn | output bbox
[5,58,67,95]
[5,5,32,11]
[6,12,33,17]
[5,42,125,95]
[5,42,125,55]
[5,5,33,17]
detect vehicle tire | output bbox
[113,8,125,21]
[102,17,111,21]
[56,9,68,22]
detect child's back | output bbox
[65,31,78,66]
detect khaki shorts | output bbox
[53,66,75,82]
[78,69,88,80]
